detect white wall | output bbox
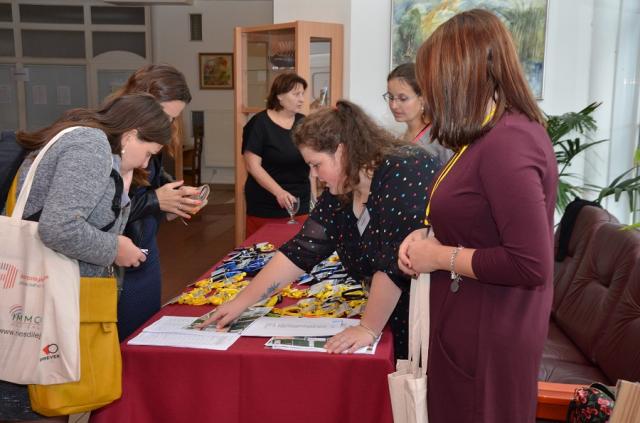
[152,0,273,184]
[151,0,638,218]
[273,0,394,128]
[273,0,639,223]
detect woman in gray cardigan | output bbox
[0,93,173,422]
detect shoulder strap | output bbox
[11,126,80,220]
[407,271,430,375]
[101,169,123,232]
[14,126,123,232]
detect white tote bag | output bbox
[0,127,81,384]
[388,272,430,423]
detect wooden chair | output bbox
[183,131,203,186]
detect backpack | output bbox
[0,130,27,209]
[566,382,616,422]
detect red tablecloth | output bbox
[91,223,395,423]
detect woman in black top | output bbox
[200,100,442,358]
[243,72,315,236]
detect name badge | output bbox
[357,207,370,235]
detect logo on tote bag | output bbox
[0,262,47,289]
[40,343,60,361]
[0,262,18,289]
[10,305,42,326]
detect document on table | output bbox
[240,316,360,337]
[265,335,380,355]
[127,316,240,350]
[188,307,272,333]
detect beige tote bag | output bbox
[0,127,81,384]
[387,272,430,423]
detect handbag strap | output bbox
[11,126,83,221]
[407,271,430,376]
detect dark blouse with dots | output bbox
[280,145,441,358]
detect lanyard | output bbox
[424,106,496,225]
[413,124,431,144]
[424,145,468,225]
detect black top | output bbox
[280,146,442,358]
[242,110,309,218]
[0,131,27,210]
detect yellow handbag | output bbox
[28,276,122,416]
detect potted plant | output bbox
[546,102,640,224]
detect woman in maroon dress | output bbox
[398,9,558,423]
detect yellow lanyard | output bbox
[424,146,468,225]
[424,106,495,226]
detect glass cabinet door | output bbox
[242,29,295,109]
[309,38,331,109]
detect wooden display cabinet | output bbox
[233,20,343,244]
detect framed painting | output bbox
[391,0,548,99]
[199,53,234,90]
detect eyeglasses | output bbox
[382,92,417,104]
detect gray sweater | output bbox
[16,127,129,278]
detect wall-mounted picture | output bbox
[391,0,548,99]
[199,53,234,89]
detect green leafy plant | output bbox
[546,102,607,212]
[546,103,640,222]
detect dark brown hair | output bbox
[107,64,191,155]
[17,93,173,157]
[292,100,407,204]
[266,73,308,111]
[106,64,191,185]
[416,9,545,151]
[387,62,421,96]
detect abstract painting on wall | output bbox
[391,0,548,99]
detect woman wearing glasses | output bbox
[385,63,451,164]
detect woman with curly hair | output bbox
[199,100,442,359]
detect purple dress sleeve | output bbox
[471,123,555,287]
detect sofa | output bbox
[539,203,640,386]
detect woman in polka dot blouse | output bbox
[199,100,441,358]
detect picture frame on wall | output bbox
[390,0,548,99]
[199,53,234,90]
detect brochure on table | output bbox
[265,335,380,355]
[127,316,240,351]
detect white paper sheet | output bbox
[143,316,207,335]
[240,317,360,337]
[127,331,239,351]
[127,316,240,350]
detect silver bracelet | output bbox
[358,322,379,342]
[449,246,464,293]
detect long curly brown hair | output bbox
[292,100,407,204]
